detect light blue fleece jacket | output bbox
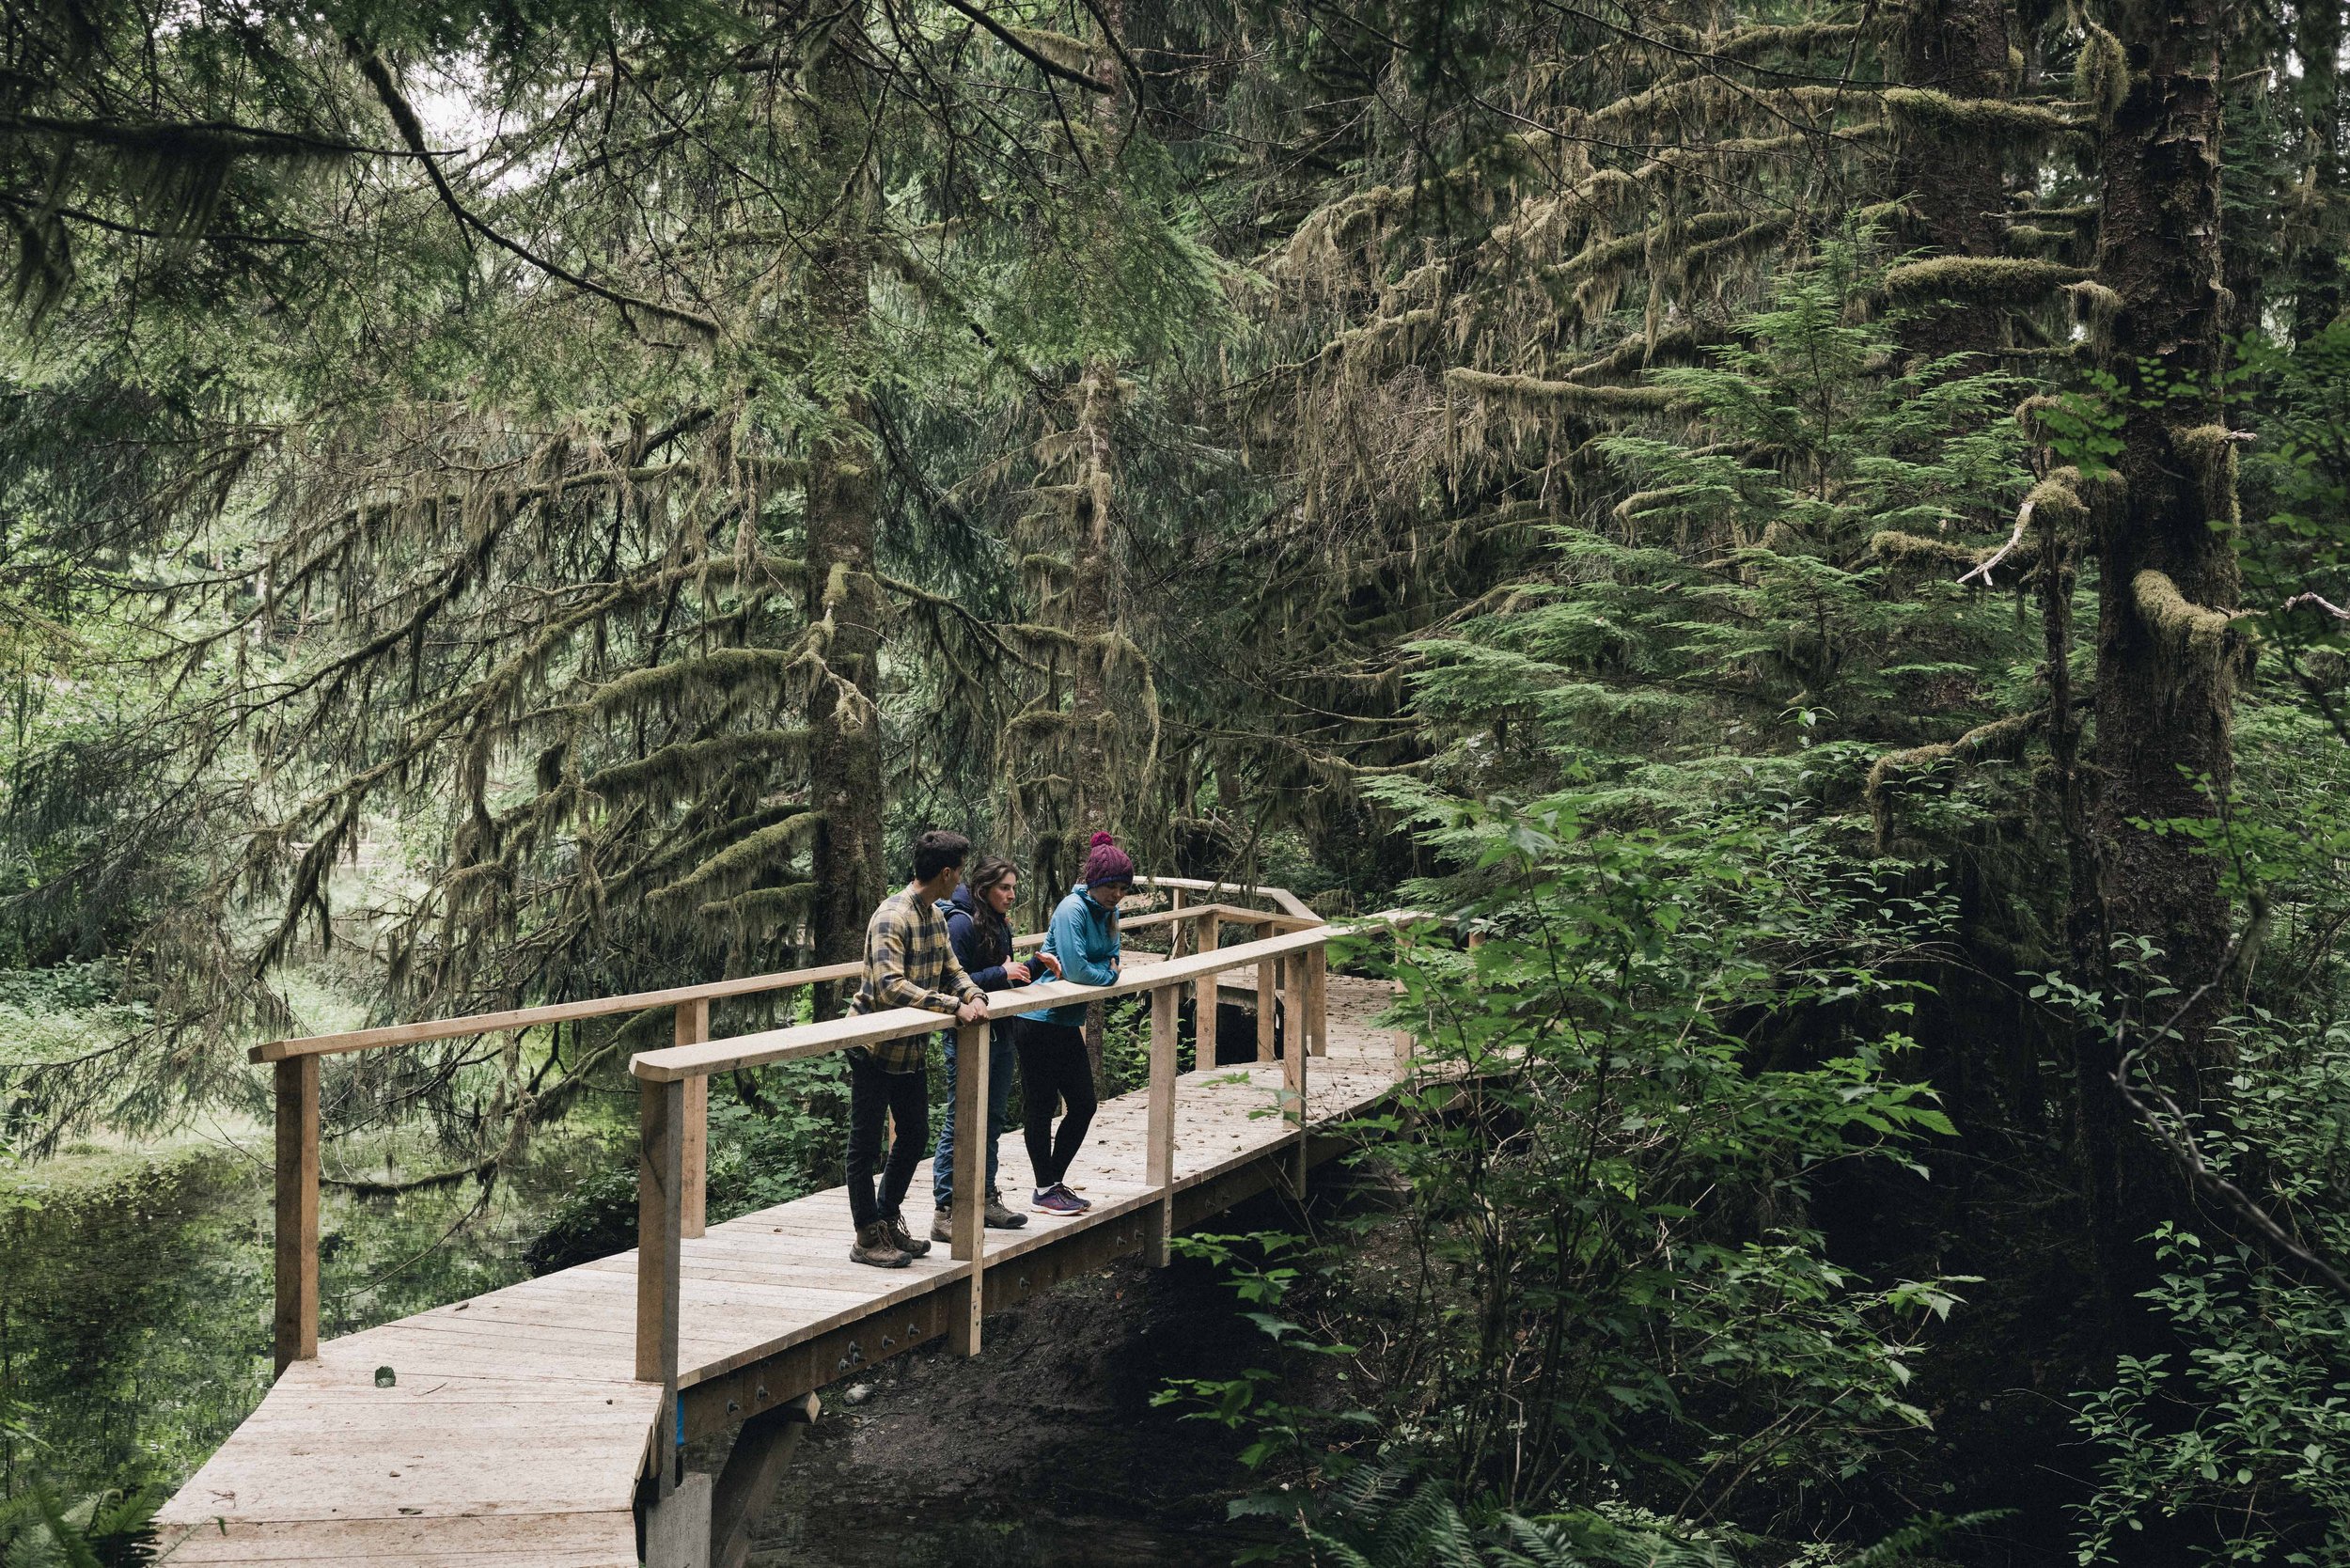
[1020,885,1120,1027]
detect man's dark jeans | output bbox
[845,1048,929,1231]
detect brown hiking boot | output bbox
[850,1221,910,1268]
[984,1191,1028,1230]
[885,1213,932,1258]
[931,1206,955,1244]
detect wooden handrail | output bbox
[627,923,1331,1081]
[249,960,862,1063]
[247,893,1310,1065]
[260,888,1322,1382]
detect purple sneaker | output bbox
[1055,1183,1094,1212]
[1031,1185,1084,1216]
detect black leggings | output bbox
[1015,1019,1097,1189]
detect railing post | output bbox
[1308,942,1328,1058]
[1194,909,1220,1063]
[1390,978,1412,1083]
[637,1075,686,1495]
[677,999,710,1240]
[1143,983,1178,1266]
[948,1019,990,1356]
[1255,923,1277,1064]
[1169,887,1188,955]
[1282,954,1310,1199]
[272,1055,320,1376]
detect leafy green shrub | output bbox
[1164,788,1973,1550]
[2072,1014,2350,1564]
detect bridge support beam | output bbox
[644,1471,711,1568]
[948,1020,990,1356]
[710,1394,820,1568]
[1283,956,1309,1200]
[1256,924,1278,1062]
[1143,983,1178,1266]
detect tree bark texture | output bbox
[1069,356,1120,840]
[802,12,887,991]
[2081,0,2244,1327]
[1896,0,2015,360]
[2293,0,2344,339]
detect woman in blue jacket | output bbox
[1018,833,1134,1216]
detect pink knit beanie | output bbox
[1080,831,1136,888]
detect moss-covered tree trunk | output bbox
[1072,6,1128,1092]
[1069,356,1120,839]
[802,13,887,993]
[2080,0,2244,1323]
[2293,0,2343,340]
[1896,0,2015,360]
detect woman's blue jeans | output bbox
[933,1022,1019,1210]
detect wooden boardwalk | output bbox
[156,917,1402,1568]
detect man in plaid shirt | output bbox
[844,829,990,1268]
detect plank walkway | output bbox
[155,963,1402,1567]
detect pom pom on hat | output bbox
[1080,832,1136,888]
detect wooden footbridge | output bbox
[155,880,1413,1567]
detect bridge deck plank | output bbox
[159,971,1403,1566]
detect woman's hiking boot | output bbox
[850,1221,911,1268]
[885,1213,932,1257]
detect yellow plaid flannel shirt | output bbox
[847,887,983,1073]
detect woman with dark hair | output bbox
[929,856,1055,1241]
[1016,832,1134,1216]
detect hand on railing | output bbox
[955,995,989,1025]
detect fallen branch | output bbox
[1958,494,2035,587]
[2282,591,2350,620]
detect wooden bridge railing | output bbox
[245,877,1324,1379]
[621,899,1331,1494]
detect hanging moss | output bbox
[1866,709,2043,851]
[585,646,796,722]
[697,881,816,933]
[1868,530,1987,569]
[2025,468,2089,525]
[2076,19,2131,129]
[1681,213,1795,276]
[650,809,824,905]
[1881,86,2076,140]
[2004,225,2072,256]
[582,729,808,803]
[2133,570,2248,666]
[1002,24,1089,72]
[1446,367,1679,411]
[1884,257,2088,299]
[2064,278,2123,347]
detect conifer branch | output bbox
[351,49,722,338]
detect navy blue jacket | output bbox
[939,885,1020,993]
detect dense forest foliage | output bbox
[5,0,2350,1561]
